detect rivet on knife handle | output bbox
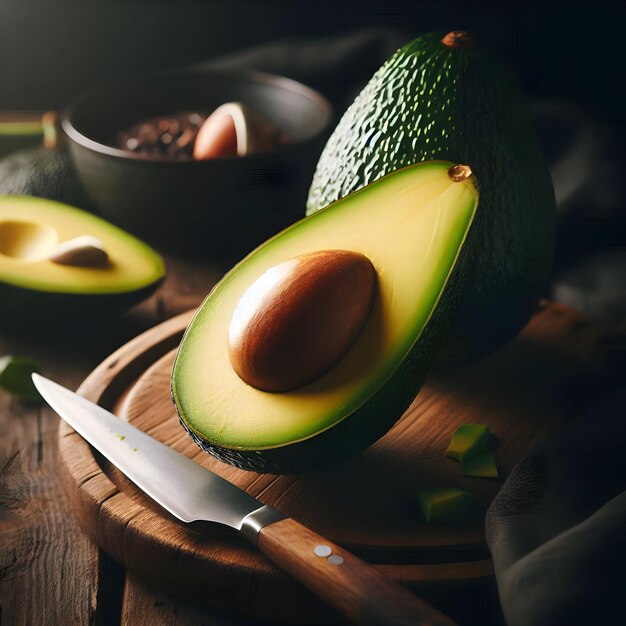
[252,515,457,626]
[31,375,455,626]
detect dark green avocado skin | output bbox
[307,31,556,364]
[0,147,88,207]
[0,280,162,332]
[175,198,482,473]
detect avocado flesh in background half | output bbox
[172,161,479,473]
[307,31,556,365]
[0,196,164,326]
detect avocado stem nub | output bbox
[441,31,475,48]
[448,164,473,182]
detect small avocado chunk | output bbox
[0,356,41,402]
[461,451,499,478]
[229,250,376,392]
[0,196,164,325]
[417,488,475,524]
[446,423,490,461]
[172,160,480,472]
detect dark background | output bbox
[2,0,625,321]
[1,0,625,124]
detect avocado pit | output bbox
[228,250,377,392]
[49,235,109,267]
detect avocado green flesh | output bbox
[0,356,41,402]
[307,31,556,363]
[446,423,490,461]
[0,122,43,136]
[172,161,477,452]
[0,195,164,294]
[461,451,498,478]
[417,488,475,524]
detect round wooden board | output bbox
[59,301,612,622]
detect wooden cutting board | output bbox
[58,301,615,623]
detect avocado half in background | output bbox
[307,30,557,365]
[0,195,164,326]
[172,161,480,473]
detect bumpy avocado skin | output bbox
[0,147,88,207]
[307,32,556,363]
[176,190,482,473]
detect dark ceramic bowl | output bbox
[62,68,333,257]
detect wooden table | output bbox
[0,255,256,626]
[1,253,623,626]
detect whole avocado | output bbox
[0,146,87,207]
[307,30,557,364]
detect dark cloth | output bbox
[486,393,626,626]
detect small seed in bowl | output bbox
[116,111,207,160]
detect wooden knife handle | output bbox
[257,517,456,626]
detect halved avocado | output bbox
[0,195,164,326]
[172,161,479,473]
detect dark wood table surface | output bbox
[1,252,623,626]
[0,254,262,626]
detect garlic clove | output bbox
[49,236,109,267]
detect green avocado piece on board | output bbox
[461,451,499,478]
[0,356,41,402]
[0,195,165,327]
[446,423,490,461]
[172,161,480,473]
[307,30,556,365]
[417,488,476,524]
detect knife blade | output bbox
[34,373,455,626]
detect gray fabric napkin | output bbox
[486,392,626,625]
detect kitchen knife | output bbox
[34,374,455,626]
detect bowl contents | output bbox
[116,111,206,160]
[116,102,284,161]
